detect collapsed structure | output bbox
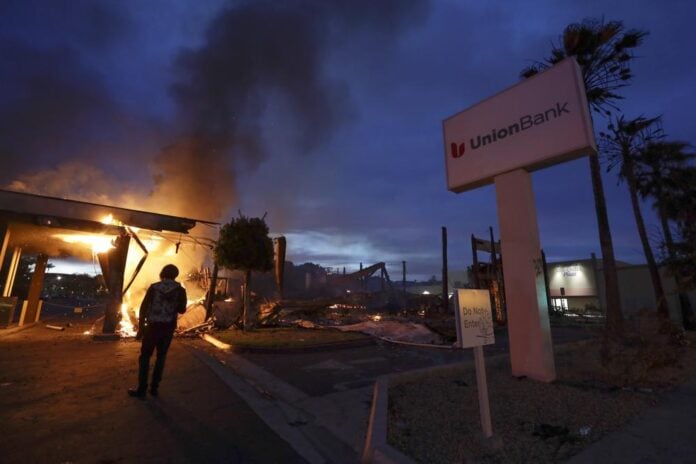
[0,189,218,333]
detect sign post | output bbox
[495,169,555,380]
[454,288,495,438]
[443,58,596,382]
[473,345,491,438]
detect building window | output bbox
[551,298,568,313]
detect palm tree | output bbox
[601,115,669,317]
[638,141,696,328]
[659,166,696,291]
[520,18,648,337]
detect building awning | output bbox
[0,189,218,234]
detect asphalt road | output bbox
[0,314,306,464]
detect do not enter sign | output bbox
[454,289,495,349]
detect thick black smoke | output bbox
[156,0,430,220]
[170,0,430,165]
[0,46,125,183]
[2,0,430,222]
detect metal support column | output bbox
[3,247,22,298]
[99,231,130,334]
[21,254,48,325]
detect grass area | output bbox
[213,327,371,349]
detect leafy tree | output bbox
[214,214,273,330]
[637,141,695,328]
[601,115,669,317]
[520,18,648,339]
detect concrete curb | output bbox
[187,346,330,464]
[361,358,486,464]
[188,343,361,463]
[0,322,38,337]
[360,351,517,463]
[361,377,418,464]
[374,336,456,349]
[200,332,376,353]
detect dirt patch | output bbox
[387,331,696,464]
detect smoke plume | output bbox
[2,0,429,222]
[161,0,431,219]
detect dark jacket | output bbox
[138,279,187,332]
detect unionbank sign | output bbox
[443,58,596,192]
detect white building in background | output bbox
[406,257,694,325]
[547,259,602,312]
[546,258,695,323]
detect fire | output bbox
[143,236,163,252]
[101,214,114,225]
[53,233,116,254]
[118,293,138,337]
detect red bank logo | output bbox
[450,142,466,158]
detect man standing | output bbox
[128,264,187,398]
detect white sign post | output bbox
[443,57,597,382]
[454,288,495,438]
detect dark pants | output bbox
[138,323,175,391]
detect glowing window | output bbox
[551,298,568,312]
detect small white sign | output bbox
[454,289,495,348]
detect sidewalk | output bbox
[568,381,696,464]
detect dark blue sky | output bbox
[1,0,694,280]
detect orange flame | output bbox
[119,293,138,337]
[53,233,116,254]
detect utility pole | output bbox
[205,262,219,320]
[402,261,406,293]
[442,226,448,312]
[471,233,479,288]
[360,262,364,290]
[541,249,552,315]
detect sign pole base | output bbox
[473,345,492,438]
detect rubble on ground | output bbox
[177,303,207,331]
[333,320,444,345]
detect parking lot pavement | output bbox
[238,325,595,397]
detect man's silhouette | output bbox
[128,264,187,398]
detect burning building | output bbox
[0,189,218,334]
